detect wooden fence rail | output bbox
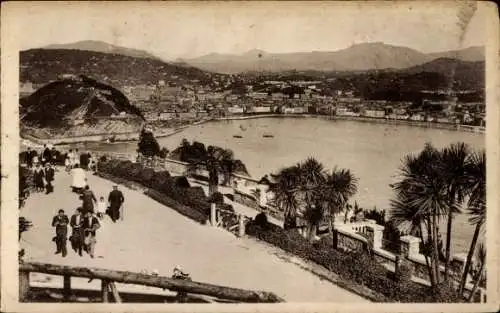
[19,262,284,303]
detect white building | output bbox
[363,110,386,118]
[252,106,272,113]
[228,106,244,114]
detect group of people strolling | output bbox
[33,162,56,194]
[65,149,96,173]
[25,145,58,169]
[52,183,125,258]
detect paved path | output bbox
[20,167,368,302]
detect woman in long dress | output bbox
[33,164,45,192]
[71,164,87,193]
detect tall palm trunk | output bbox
[467,260,485,302]
[444,211,453,281]
[330,212,338,249]
[426,215,438,287]
[432,212,441,284]
[419,223,435,287]
[459,224,481,295]
[444,188,457,281]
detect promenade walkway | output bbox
[20,167,368,302]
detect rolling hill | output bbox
[180,43,485,74]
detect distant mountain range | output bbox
[20,40,485,92]
[179,42,485,74]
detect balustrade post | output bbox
[19,271,30,302]
[210,203,217,227]
[238,214,245,238]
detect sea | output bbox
[78,117,485,254]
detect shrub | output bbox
[139,167,156,187]
[99,155,108,162]
[145,189,208,224]
[98,157,212,221]
[209,191,224,205]
[174,176,190,188]
[138,127,161,157]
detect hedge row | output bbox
[145,189,209,224]
[97,159,213,223]
[245,219,461,303]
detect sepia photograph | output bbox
[1,0,499,311]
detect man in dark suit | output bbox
[69,207,84,256]
[108,185,125,223]
[25,147,33,168]
[42,145,52,166]
[51,209,69,257]
[44,163,55,194]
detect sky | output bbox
[6,1,489,60]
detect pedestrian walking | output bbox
[25,147,33,168]
[71,164,87,193]
[73,149,80,167]
[69,207,84,256]
[82,211,100,258]
[51,146,58,165]
[64,154,72,173]
[32,152,39,168]
[44,162,55,194]
[33,163,45,192]
[107,185,124,223]
[42,144,52,166]
[80,185,97,214]
[51,209,69,257]
[96,196,107,220]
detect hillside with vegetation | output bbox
[20,75,145,137]
[20,48,219,88]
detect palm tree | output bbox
[188,145,236,196]
[468,243,486,302]
[459,150,486,296]
[390,189,435,286]
[390,143,448,287]
[298,158,326,240]
[440,142,470,281]
[268,165,302,229]
[322,167,358,248]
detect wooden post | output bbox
[101,279,109,303]
[210,203,217,227]
[238,214,245,238]
[19,271,30,302]
[109,282,122,303]
[63,275,71,300]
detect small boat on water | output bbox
[262,133,274,138]
[233,134,243,138]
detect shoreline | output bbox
[21,113,484,146]
[215,114,486,134]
